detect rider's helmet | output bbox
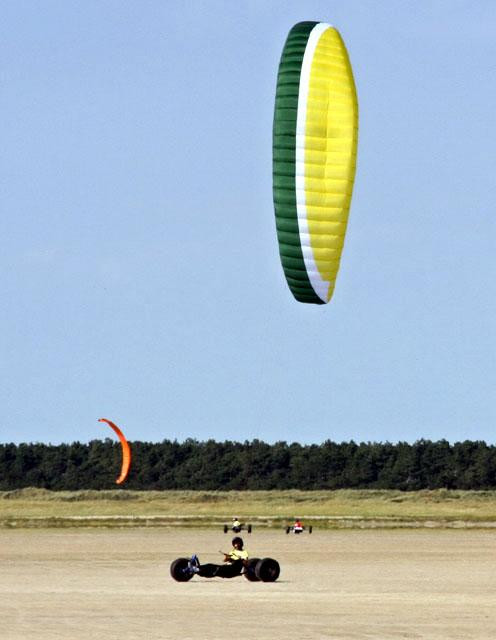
[232,536,243,548]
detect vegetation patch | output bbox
[1,488,496,528]
[2,439,496,491]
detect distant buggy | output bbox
[286,523,313,534]
[223,518,252,534]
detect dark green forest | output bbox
[1,439,496,491]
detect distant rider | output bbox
[231,517,242,532]
[293,519,304,533]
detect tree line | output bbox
[1,439,495,491]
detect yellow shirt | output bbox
[227,548,249,562]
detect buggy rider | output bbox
[189,537,249,578]
[293,519,304,532]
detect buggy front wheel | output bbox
[170,558,193,582]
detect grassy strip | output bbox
[1,488,496,528]
[3,515,496,529]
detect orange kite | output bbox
[99,418,131,484]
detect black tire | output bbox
[286,526,290,534]
[223,525,228,533]
[243,557,261,582]
[170,557,193,582]
[255,557,280,582]
[247,524,252,534]
[308,525,313,534]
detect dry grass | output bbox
[1,488,496,528]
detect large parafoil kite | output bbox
[99,418,131,484]
[273,21,358,304]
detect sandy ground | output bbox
[1,527,496,640]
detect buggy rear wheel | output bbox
[243,557,260,581]
[255,558,280,582]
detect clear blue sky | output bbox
[2,1,495,445]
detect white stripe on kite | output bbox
[295,22,332,302]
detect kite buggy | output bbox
[286,519,312,534]
[223,517,252,534]
[170,536,280,582]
